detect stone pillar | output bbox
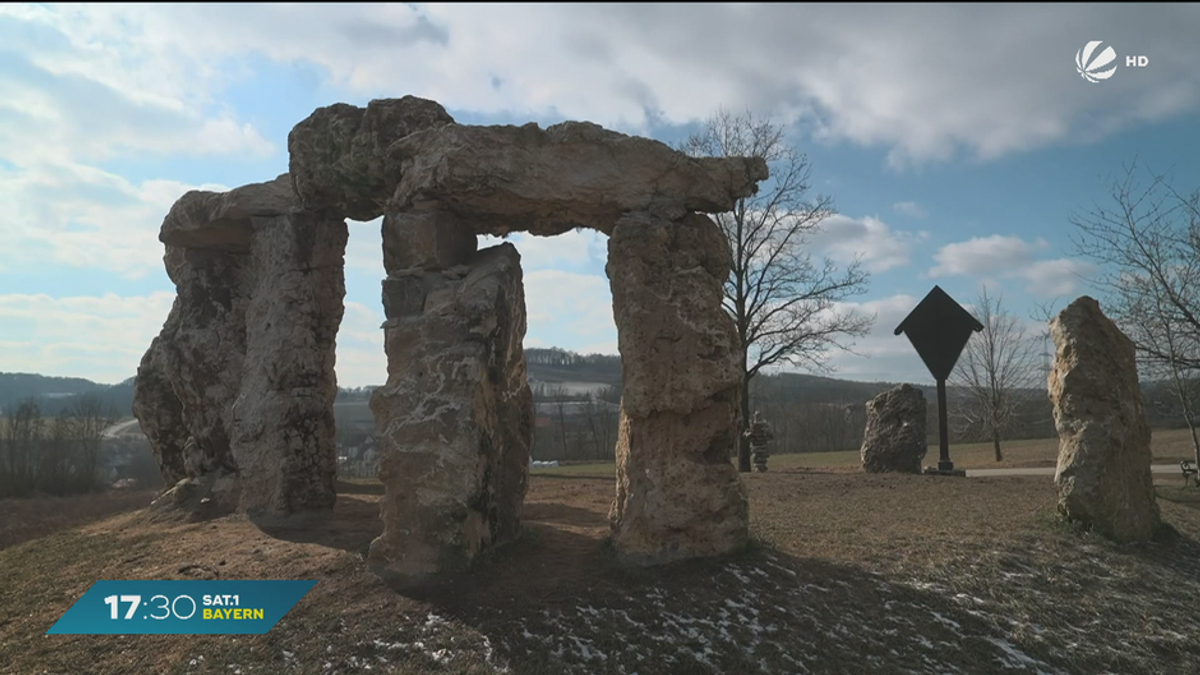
[138,246,254,513]
[1050,296,1160,542]
[606,212,749,565]
[230,210,348,516]
[132,334,189,487]
[367,208,532,587]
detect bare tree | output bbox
[950,287,1040,462]
[581,393,618,460]
[681,108,874,471]
[1070,162,1200,467]
[1,398,43,497]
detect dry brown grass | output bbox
[0,487,159,550]
[2,472,1199,674]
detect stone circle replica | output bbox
[132,96,769,586]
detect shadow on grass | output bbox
[250,491,382,556]
[352,501,1151,675]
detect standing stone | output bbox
[141,246,253,513]
[860,384,927,473]
[1050,296,1160,542]
[745,411,773,472]
[607,212,749,565]
[367,241,533,586]
[132,335,190,487]
[230,210,348,515]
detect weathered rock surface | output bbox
[860,384,927,474]
[138,95,770,570]
[381,208,477,272]
[388,122,769,235]
[139,195,350,518]
[160,174,297,249]
[230,210,348,514]
[132,335,190,487]
[288,97,455,221]
[1050,296,1160,542]
[368,242,533,586]
[607,212,749,564]
[153,247,253,479]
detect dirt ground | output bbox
[2,470,1199,675]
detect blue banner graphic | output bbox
[47,580,317,635]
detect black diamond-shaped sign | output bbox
[894,286,983,382]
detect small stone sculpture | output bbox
[745,411,773,472]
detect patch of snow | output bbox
[929,611,963,632]
[982,636,1062,674]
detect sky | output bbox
[2,3,1199,388]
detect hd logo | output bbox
[1075,41,1149,83]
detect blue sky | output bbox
[2,3,1199,387]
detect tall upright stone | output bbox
[607,212,749,565]
[132,334,190,487]
[140,244,253,513]
[135,175,348,517]
[230,209,348,515]
[1049,296,1160,542]
[368,216,533,586]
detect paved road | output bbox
[966,464,1181,478]
[101,418,142,439]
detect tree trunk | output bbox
[1187,416,1200,469]
[992,430,1003,462]
[738,376,752,472]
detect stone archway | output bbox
[133,97,767,586]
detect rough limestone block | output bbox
[139,246,253,515]
[606,212,749,565]
[367,243,533,586]
[1050,296,1160,542]
[382,209,477,272]
[288,97,455,221]
[160,174,297,250]
[230,210,348,515]
[860,384,927,474]
[387,122,769,236]
[132,335,190,487]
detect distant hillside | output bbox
[525,348,622,386]
[0,373,135,417]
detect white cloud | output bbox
[482,230,600,271]
[8,4,1197,167]
[0,291,175,383]
[926,235,1095,299]
[1014,258,1095,298]
[0,160,227,278]
[892,201,927,218]
[333,300,386,388]
[928,235,1049,278]
[775,293,939,384]
[523,270,615,343]
[811,215,925,273]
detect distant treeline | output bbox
[526,348,621,369]
[0,394,161,499]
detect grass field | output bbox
[2,465,1199,673]
[533,427,1200,478]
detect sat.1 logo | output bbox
[1075,40,1149,83]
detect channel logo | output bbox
[1076,41,1117,83]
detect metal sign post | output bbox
[894,286,983,475]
